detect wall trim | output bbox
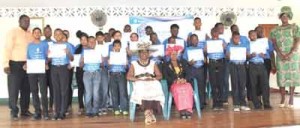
[0,6,275,18]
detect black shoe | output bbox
[85,113,93,118]
[21,111,33,117]
[93,113,100,117]
[59,114,65,120]
[33,114,42,120]
[254,106,263,110]
[52,114,59,121]
[185,111,192,119]
[11,114,18,121]
[264,105,273,110]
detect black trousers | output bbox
[51,65,69,115]
[67,68,74,109]
[249,63,270,108]
[208,60,225,108]
[7,61,31,116]
[76,67,85,109]
[245,62,252,101]
[46,67,53,109]
[28,74,48,115]
[264,59,272,79]
[229,63,247,106]
[189,66,206,107]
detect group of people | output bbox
[3,9,300,125]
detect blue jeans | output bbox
[99,69,109,110]
[109,72,128,111]
[83,70,101,114]
[222,60,230,102]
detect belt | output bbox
[110,72,125,75]
[209,58,225,63]
[230,62,245,65]
[250,62,264,65]
[52,64,68,67]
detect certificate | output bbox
[150,45,165,57]
[84,50,102,63]
[257,38,269,49]
[187,49,204,61]
[175,39,185,48]
[27,59,45,74]
[207,40,224,53]
[250,41,267,54]
[70,54,81,67]
[109,51,127,65]
[230,47,246,61]
[48,44,66,58]
[95,44,109,57]
[129,41,139,51]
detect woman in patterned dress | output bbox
[126,42,165,125]
[270,7,300,108]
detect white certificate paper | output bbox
[27,59,45,74]
[84,50,102,63]
[207,40,223,53]
[175,39,185,48]
[230,47,246,61]
[250,41,267,54]
[187,49,204,61]
[109,51,127,65]
[48,44,66,58]
[71,54,81,67]
[257,38,269,49]
[150,45,165,57]
[129,41,139,51]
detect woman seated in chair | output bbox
[126,42,165,125]
[163,45,194,119]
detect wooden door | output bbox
[258,24,278,38]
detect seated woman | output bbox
[126,42,165,125]
[163,45,194,119]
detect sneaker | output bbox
[240,106,251,111]
[102,110,108,115]
[114,111,120,115]
[233,107,240,112]
[122,111,128,116]
[78,108,84,115]
[52,114,59,121]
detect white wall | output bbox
[0,0,299,98]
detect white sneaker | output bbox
[233,107,240,112]
[240,106,251,111]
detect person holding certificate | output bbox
[127,42,165,125]
[150,32,164,72]
[79,36,102,118]
[49,29,74,120]
[163,45,194,119]
[230,24,252,101]
[42,25,55,114]
[95,31,110,115]
[226,32,251,112]
[183,34,206,109]
[127,33,140,64]
[74,31,89,115]
[108,40,129,116]
[204,27,227,110]
[25,27,49,120]
[248,30,272,110]
[62,30,76,115]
